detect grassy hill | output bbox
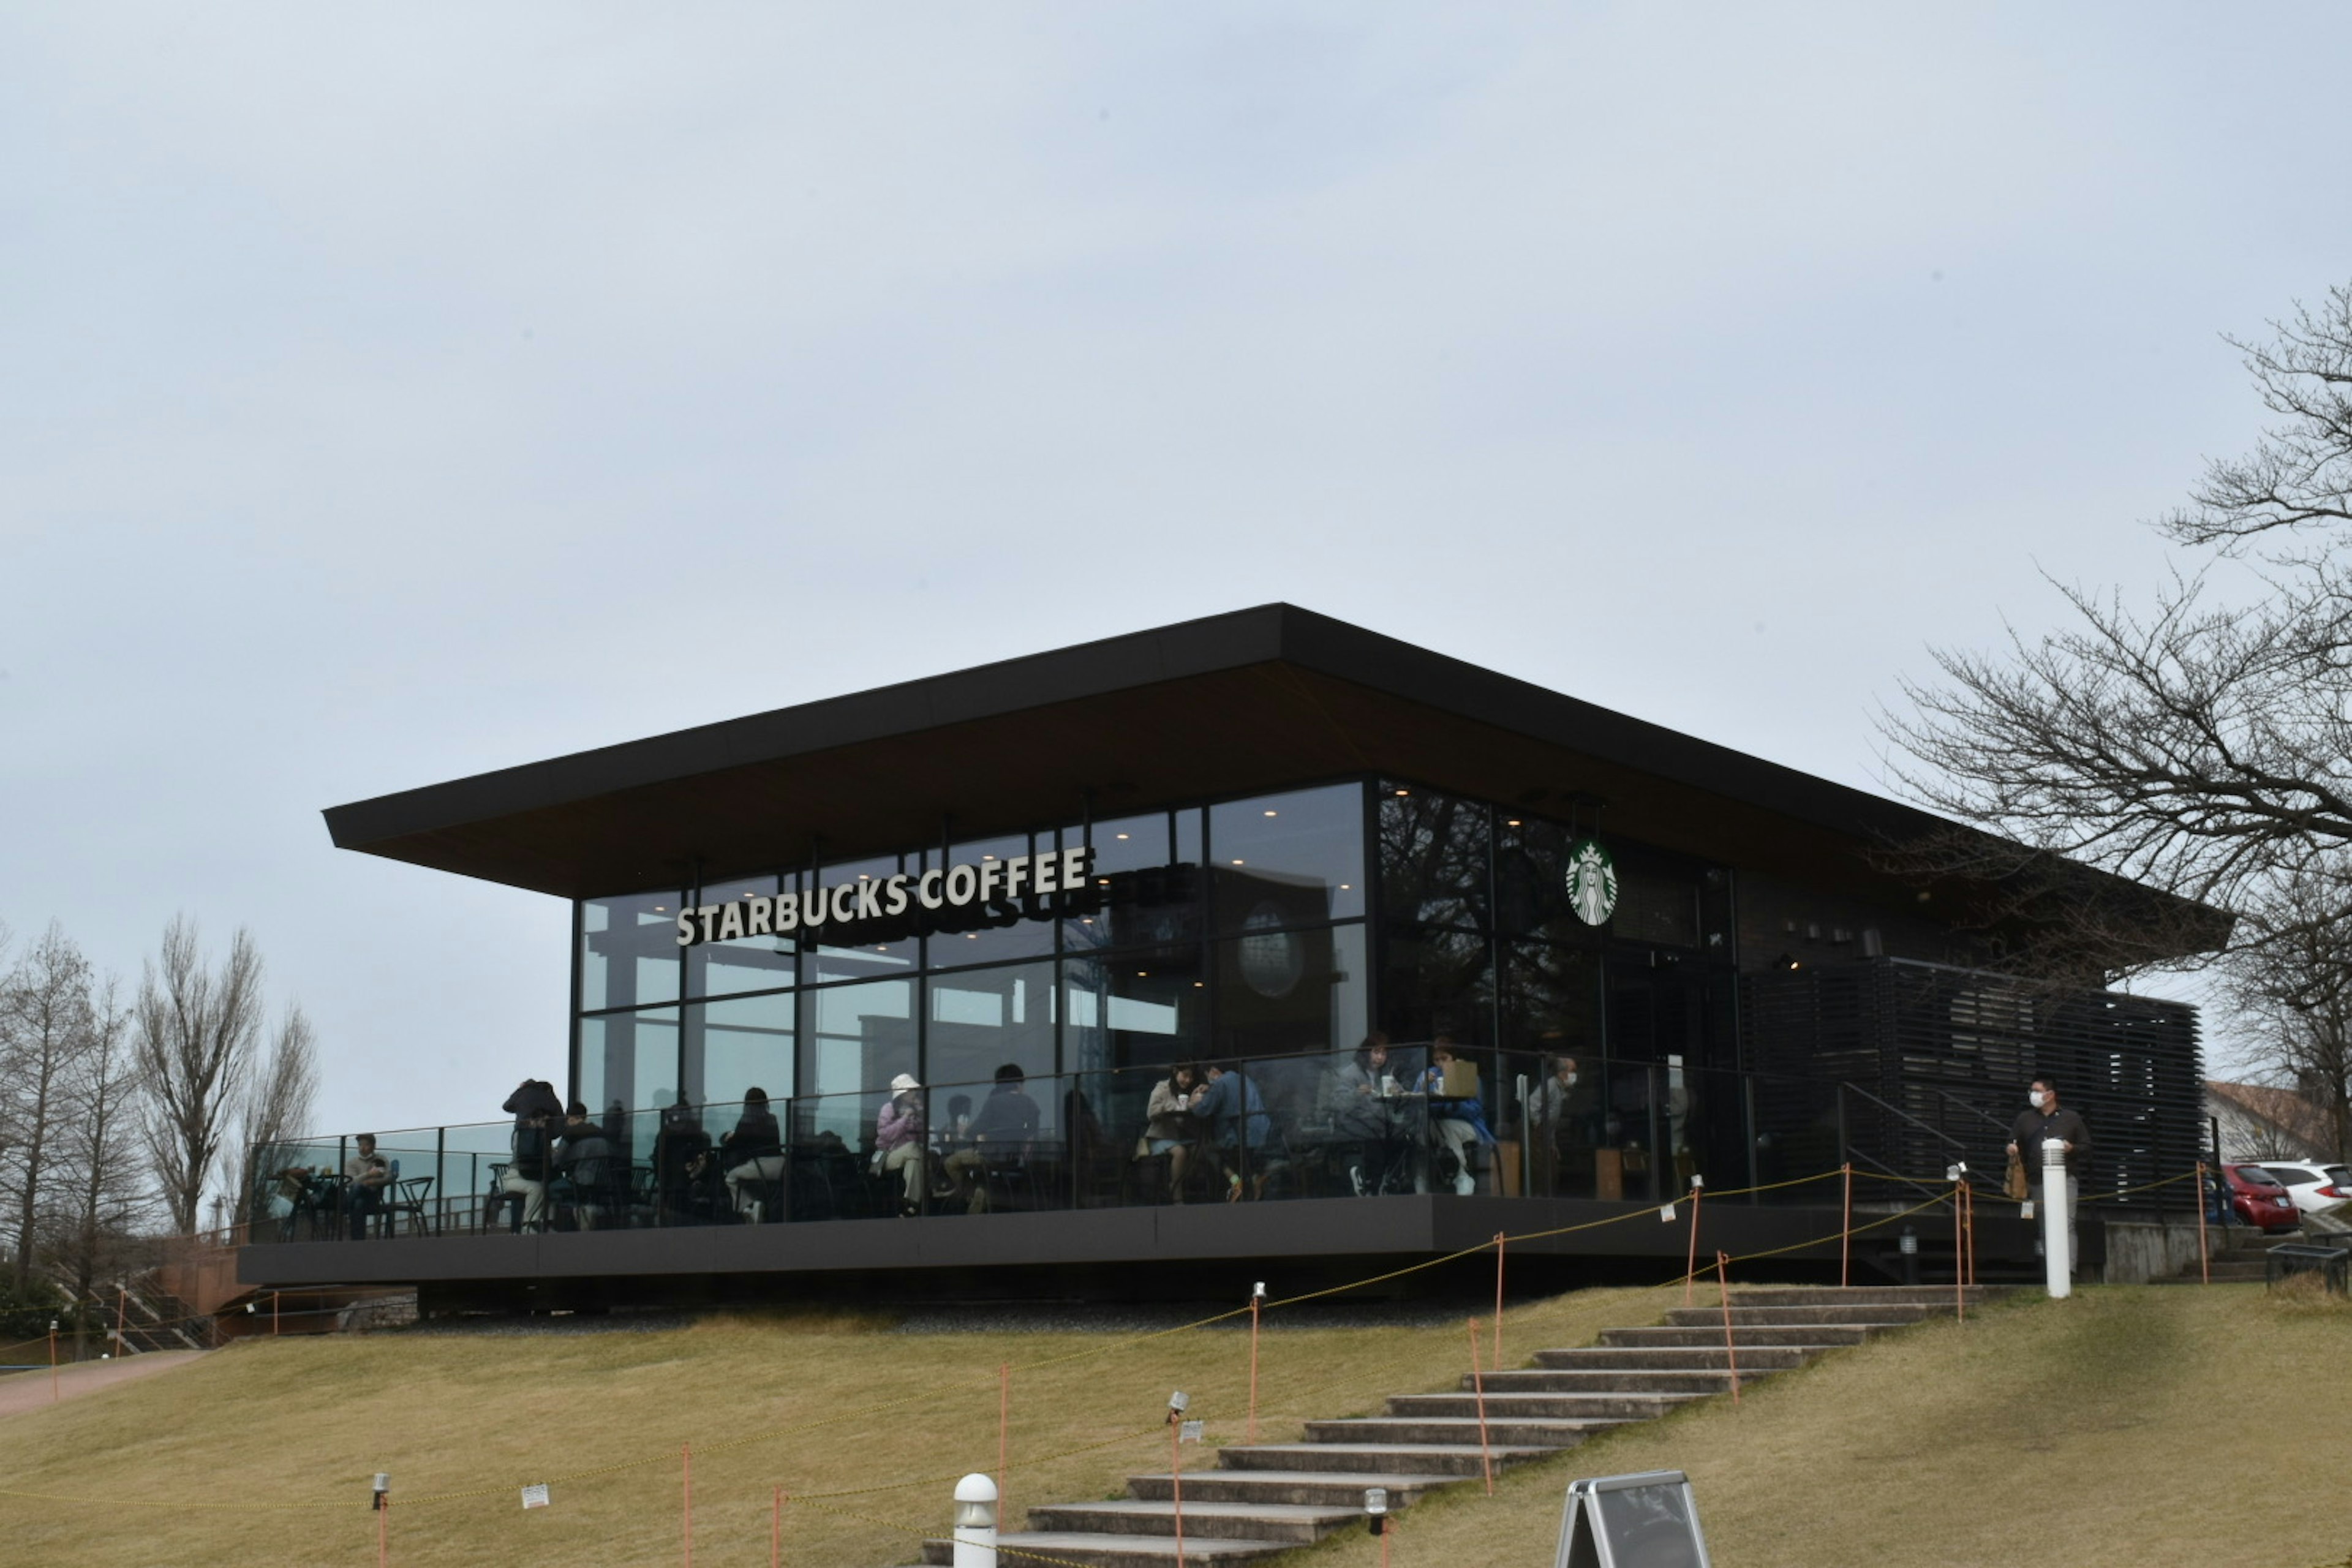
[0,1282,2343,1568]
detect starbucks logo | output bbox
[1566,839,1617,925]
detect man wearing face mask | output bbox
[2006,1079,2090,1275]
[1526,1055,1588,1199]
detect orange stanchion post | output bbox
[1840,1163,1853,1289]
[682,1442,693,1568]
[273,1290,281,1336]
[1963,1180,1978,1289]
[1715,1252,1741,1404]
[1246,1286,1262,1443]
[771,1487,784,1568]
[1493,1231,1507,1371]
[2196,1161,2211,1285]
[115,1287,126,1355]
[1467,1317,1494,1496]
[997,1361,1010,1523]
[378,1496,388,1568]
[49,1322,59,1403]
[1683,1180,1704,1306]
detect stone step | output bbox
[1303,1415,1614,1448]
[1390,1391,1702,1421]
[1722,1286,1996,1307]
[1533,1345,1820,1371]
[1216,1442,1555,1477]
[921,1532,1289,1568]
[1473,1368,1777,1395]
[1029,1500,1357,1544]
[1599,1325,1872,1349]
[1126,1471,1454,1509]
[1660,1304,1936,1328]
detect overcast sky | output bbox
[4,4,2344,1136]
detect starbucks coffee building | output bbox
[246,606,2212,1308]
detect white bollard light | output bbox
[953,1472,998,1568]
[2040,1137,2071,1298]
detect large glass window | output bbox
[926,959,1056,1090]
[1210,921,1367,1060]
[685,990,794,1109]
[804,856,923,984]
[578,1007,679,1121]
[799,978,916,1144]
[1210,785,1365,936]
[1063,809,1203,952]
[1063,944,1204,1076]
[1378,785,1490,932]
[685,874,793,999]
[1377,924,1496,1047]
[581,890,683,1011]
[931,835,1058,969]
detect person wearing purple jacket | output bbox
[873,1074,929,1216]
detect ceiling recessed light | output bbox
[1263,810,1277,817]
[654,906,668,913]
[982,854,996,861]
[1193,981,1204,988]
[965,933,979,940]
[1115,832,1130,840]
[1340,884,1352,890]
[1231,859,1245,865]
[1506,819,1521,827]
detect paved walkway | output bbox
[0,1350,208,1417]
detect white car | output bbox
[2256,1162,2352,1216]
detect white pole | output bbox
[2040,1137,2071,1299]
[954,1473,998,1568]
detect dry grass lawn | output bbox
[1,1281,2343,1568]
[0,1286,1664,1568]
[1303,1282,2352,1568]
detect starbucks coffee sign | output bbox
[1566,838,1618,925]
[677,845,1098,948]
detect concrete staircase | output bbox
[913,1286,1991,1568]
[2150,1223,2302,1285]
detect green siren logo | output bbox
[1566,837,1618,925]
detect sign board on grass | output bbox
[1554,1469,1709,1568]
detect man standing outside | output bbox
[2006,1079,2090,1277]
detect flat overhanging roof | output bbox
[318,605,2201,937]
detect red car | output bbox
[2220,1163,2302,1232]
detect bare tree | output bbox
[1,923,94,1291]
[2222,888,2352,1163]
[134,918,265,1235]
[232,1003,319,1232]
[1885,279,2352,1114]
[55,977,145,1357]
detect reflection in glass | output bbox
[1208,785,1364,935]
[930,835,1058,969]
[581,890,683,1011]
[927,960,1056,1090]
[1378,924,1496,1046]
[685,874,792,999]
[1062,810,1202,952]
[1378,785,1490,931]
[577,1008,679,1128]
[1062,946,1203,1076]
[799,979,916,1145]
[1211,922,1366,1060]
[803,855,921,982]
[685,990,794,1109]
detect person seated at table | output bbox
[556,1101,619,1229]
[945,1064,1041,1214]
[1416,1038,1495,1196]
[870,1074,927,1216]
[1330,1035,1411,1197]
[1190,1063,1274,1202]
[1141,1061,1203,1202]
[722,1088,786,1221]
[344,1134,393,1239]
[654,1093,716,1224]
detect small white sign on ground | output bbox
[521,1484,551,1510]
[1555,1469,1709,1568]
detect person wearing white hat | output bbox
[873,1072,929,1216]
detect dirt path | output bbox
[0,1350,208,1417]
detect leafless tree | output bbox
[1,923,94,1291]
[134,918,265,1235]
[55,978,146,1357]
[1885,279,2352,1104]
[231,1003,319,1232]
[2222,888,2352,1163]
